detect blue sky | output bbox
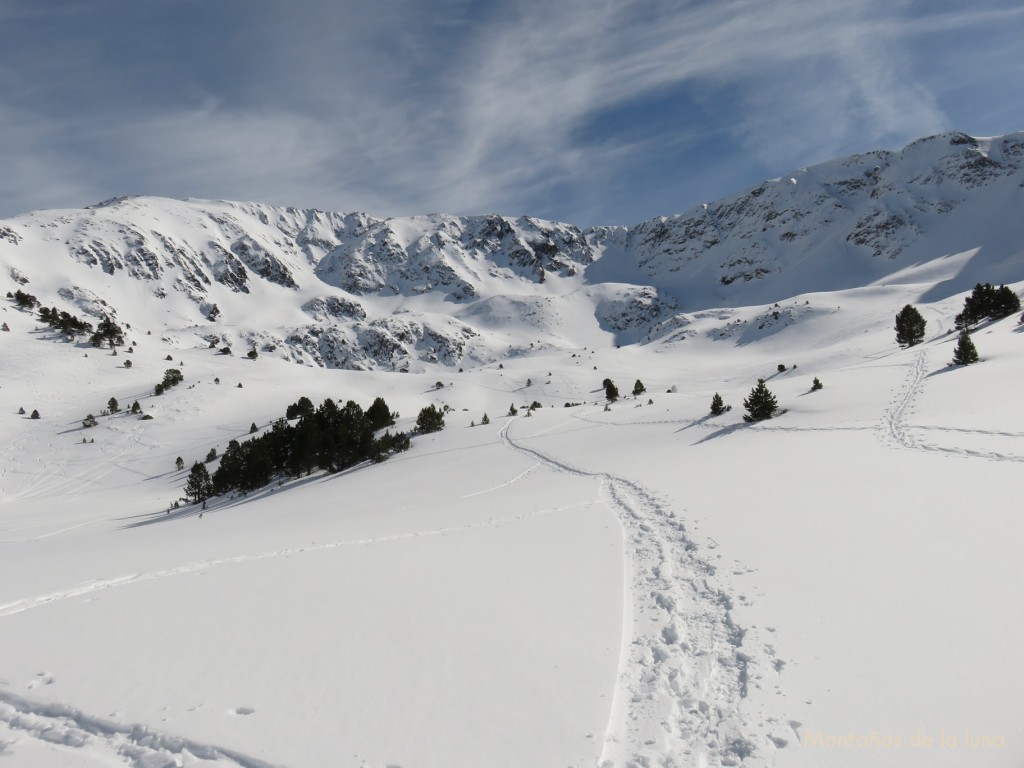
[2,0,1023,226]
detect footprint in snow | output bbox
[231,706,255,716]
[27,672,54,689]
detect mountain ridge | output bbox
[3,130,1022,370]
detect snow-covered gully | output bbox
[500,420,782,768]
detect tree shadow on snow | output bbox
[118,462,379,529]
[692,421,750,445]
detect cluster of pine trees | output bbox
[38,305,93,337]
[954,283,1020,329]
[185,396,409,501]
[155,368,184,395]
[9,289,38,309]
[89,316,125,348]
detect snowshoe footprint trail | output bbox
[501,420,780,768]
[882,350,1024,463]
[883,350,927,449]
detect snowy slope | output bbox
[1,130,1023,767]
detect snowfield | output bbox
[3,283,1022,767]
[2,131,1023,767]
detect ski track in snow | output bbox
[882,350,1024,462]
[459,461,541,498]
[0,690,280,768]
[0,502,595,619]
[500,420,781,768]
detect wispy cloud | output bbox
[1,0,1022,224]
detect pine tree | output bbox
[508,403,518,416]
[108,397,119,413]
[811,377,824,391]
[83,414,98,428]
[365,396,395,430]
[894,305,927,347]
[416,404,445,433]
[603,379,619,402]
[710,393,726,416]
[250,422,258,434]
[743,379,778,422]
[184,462,214,503]
[30,409,40,420]
[176,456,185,471]
[951,329,979,365]
[206,447,218,462]
[481,413,490,425]
[130,401,141,414]
[632,379,646,397]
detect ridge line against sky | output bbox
[1,0,1023,227]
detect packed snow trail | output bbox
[500,419,781,768]
[0,690,280,767]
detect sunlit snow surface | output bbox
[2,131,1024,765]
[2,286,1022,766]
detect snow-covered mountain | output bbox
[3,131,1023,370]
[2,131,1024,768]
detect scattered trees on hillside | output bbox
[743,379,778,422]
[894,305,927,347]
[951,330,979,366]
